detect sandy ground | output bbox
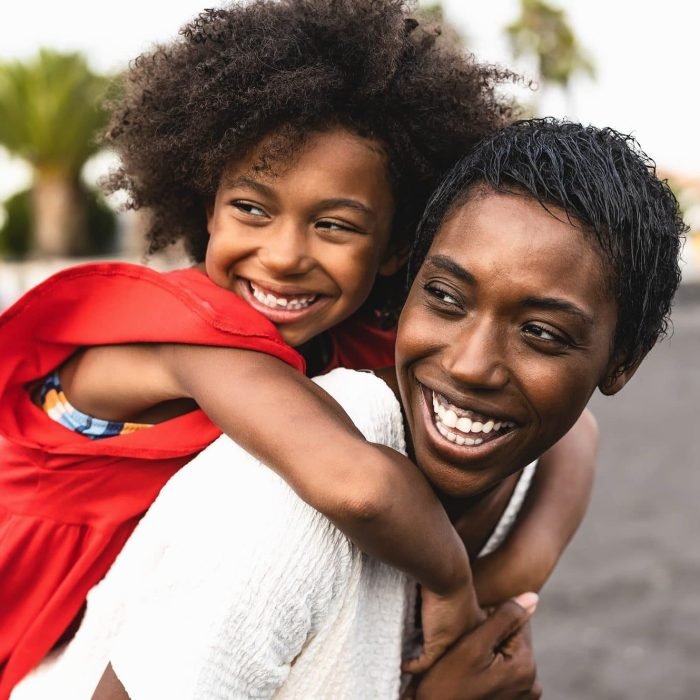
[533,296,700,699]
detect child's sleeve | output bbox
[472,409,598,607]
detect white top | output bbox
[12,369,535,700]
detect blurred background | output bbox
[1,1,698,696]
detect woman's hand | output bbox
[402,583,486,675]
[402,593,541,700]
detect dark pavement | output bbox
[534,295,700,699]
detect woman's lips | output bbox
[416,382,518,464]
[236,278,330,324]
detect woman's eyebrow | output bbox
[521,296,594,326]
[424,255,475,284]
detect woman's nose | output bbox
[257,224,314,276]
[441,317,509,390]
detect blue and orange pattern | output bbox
[39,371,151,439]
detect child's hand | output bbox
[402,583,486,674]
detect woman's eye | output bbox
[316,219,358,233]
[233,201,267,217]
[523,323,569,346]
[425,283,461,307]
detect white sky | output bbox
[1,0,698,199]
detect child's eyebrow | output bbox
[315,198,375,219]
[221,175,275,197]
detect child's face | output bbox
[396,190,627,499]
[205,128,397,347]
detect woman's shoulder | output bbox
[312,368,406,456]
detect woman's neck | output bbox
[375,366,522,558]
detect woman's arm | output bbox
[472,410,598,607]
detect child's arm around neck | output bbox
[61,342,481,650]
[470,409,597,607]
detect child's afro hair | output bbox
[103,0,516,267]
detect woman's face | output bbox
[396,190,621,498]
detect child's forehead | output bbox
[219,126,390,182]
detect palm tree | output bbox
[506,0,594,109]
[0,50,110,256]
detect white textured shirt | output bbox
[13,369,535,700]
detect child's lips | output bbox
[236,278,329,323]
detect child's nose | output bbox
[258,225,314,276]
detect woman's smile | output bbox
[419,381,518,456]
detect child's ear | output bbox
[378,246,410,277]
[205,199,215,231]
[598,354,645,396]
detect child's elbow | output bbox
[335,475,393,524]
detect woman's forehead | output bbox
[429,191,612,306]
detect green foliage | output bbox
[0,50,110,173]
[0,190,32,257]
[507,0,594,90]
[0,187,117,258]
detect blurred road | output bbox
[534,296,700,699]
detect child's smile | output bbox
[205,128,399,347]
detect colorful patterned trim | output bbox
[39,371,152,439]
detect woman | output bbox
[12,119,684,699]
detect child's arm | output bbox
[471,409,598,608]
[62,343,480,643]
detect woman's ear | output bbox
[598,354,645,396]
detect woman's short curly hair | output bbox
[103,0,515,281]
[408,119,686,374]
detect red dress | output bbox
[0,262,395,695]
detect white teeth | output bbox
[431,390,515,443]
[250,283,316,309]
[443,410,458,428]
[456,417,472,433]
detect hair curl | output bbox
[408,118,686,373]
[102,0,516,315]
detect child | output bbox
[0,1,593,692]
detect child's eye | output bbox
[424,282,461,308]
[232,201,267,217]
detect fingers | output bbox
[478,593,538,651]
[402,646,446,674]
